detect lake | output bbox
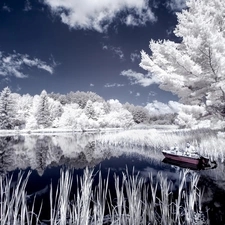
[0,132,225,224]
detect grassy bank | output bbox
[96,128,225,161]
[0,168,208,225]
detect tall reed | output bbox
[0,168,208,225]
[0,171,41,225]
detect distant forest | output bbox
[0,87,176,130]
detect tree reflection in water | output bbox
[0,134,224,224]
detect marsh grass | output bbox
[0,168,208,225]
[0,171,41,225]
[96,128,225,161]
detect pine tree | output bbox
[0,87,15,129]
[84,100,96,120]
[36,90,51,128]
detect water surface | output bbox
[0,133,224,224]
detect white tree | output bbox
[0,87,16,129]
[84,100,96,120]
[102,109,134,128]
[107,99,123,112]
[140,0,225,123]
[15,94,33,128]
[48,98,64,123]
[36,90,51,128]
[92,102,107,119]
[56,103,82,128]
[130,106,150,124]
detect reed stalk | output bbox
[0,167,208,225]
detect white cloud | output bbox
[0,77,10,85]
[123,8,156,27]
[16,85,22,92]
[166,0,187,12]
[102,45,108,50]
[145,100,180,115]
[0,51,54,78]
[148,91,157,96]
[103,44,124,60]
[136,92,140,97]
[130,52,140,62]
[24,0,32,11]
[112,47,124,60]
[2,4,11,12]
[104,83,124,88]
[90,83,94,87]
[121,69,158,87]
[43,0,156,32]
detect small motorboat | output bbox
[162,148,216,170]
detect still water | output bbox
[0,133,225,224]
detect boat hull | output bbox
[162,150,215,170]
[162,151,200,165]
[162,158,201,170]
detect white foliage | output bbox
[48,98,63,121]
[31,95,41,116]
[0,87,16,129]
[16,94,33,125]
[175,111,198,128]
[25,114,38,129]
[57,104,82,128]
[107,99,123,112]
[179,104,207,118]
[102,109,134,128]
[36,90,51,128]
[84,100,96,120]
[92,102,106,118]
[175,104,207,128]
[75,113,99,130]
[140,0,225,127]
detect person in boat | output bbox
[170,144,178,152]
[185,142,197,155]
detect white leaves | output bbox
[36,90,51,128]
[0,87,16,129]
[140,0,225,122]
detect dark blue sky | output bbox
[0,0,186,105]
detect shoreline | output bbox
[0,127,125,135]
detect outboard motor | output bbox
[200,157,210,167]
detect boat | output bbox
[162,148,215,170]
[162,158,205,170]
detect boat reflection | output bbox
[162,157,217,170]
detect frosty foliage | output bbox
[131,106,150,124]
[0,87,15,129]
[85,100,96,120]
[140,0,225,128]
[36,90,51,128]
[124,102,150,124]
[0,86,218,130]
[0,88,152,130]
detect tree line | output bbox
[0,87,160,130]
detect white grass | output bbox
[96,128,225,161]
[0,171,41,225]
[0,168,208,225]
